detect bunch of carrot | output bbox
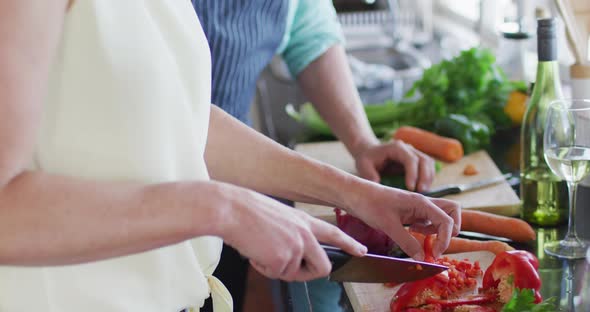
[411,232,515,256]
[393,126,464,162]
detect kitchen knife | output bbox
[423,173,512,198]
[323,245,447,284]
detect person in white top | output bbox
[0,1,460,311]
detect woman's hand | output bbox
[345,183,461,261]
[217,183,367,282]
[353,140,436,193]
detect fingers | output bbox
[252,214,367,282]
[409,220,438,235]
[354,141,436,192]
[404,194,456,258]
[416,153,435,192]
[356,158,380,183]
[386,141,419,191]
[385,141,435,192]
[431,198,462,236]
[295,235,332,281]
[386,219,425,260]
[278,237,305,281]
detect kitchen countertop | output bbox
[283,127,590,312]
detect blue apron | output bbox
[193,0,289,123]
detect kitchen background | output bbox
[249,0,583,147]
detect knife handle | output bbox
[423,186,461,198]
[321,245,351,272]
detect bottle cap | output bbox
[537,18,557,61]
[537,18,556,38]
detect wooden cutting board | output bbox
[294,141,521,223]
[343,251,495,312]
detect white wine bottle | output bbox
[520,18,568,226]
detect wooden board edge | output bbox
[343,282,366,312]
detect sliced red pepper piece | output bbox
[390,277,447,312]
[404,304,442,312]
[423,234,436,263]
[482,250,542,303]
[425,293,496,307]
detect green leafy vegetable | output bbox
[287,47,524,151]
[502,289,558,312]
[433,114,491,154]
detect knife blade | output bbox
[423,173,512,198]
[323,245,447,284]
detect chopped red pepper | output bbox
[390,236,544,311]
[423,234,436,263]
[482,250,542,303]
[390,235,484,312]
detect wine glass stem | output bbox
[565,181,579,241]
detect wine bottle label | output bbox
[537,18,556,61]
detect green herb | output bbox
[433,114,491,154]
[287,47,523,151]
[502,289,558,312]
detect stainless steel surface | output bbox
[330,253,447,283]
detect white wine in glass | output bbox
[545,147,590,182]
[543,99,590,259]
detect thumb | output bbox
[356,159,380,182]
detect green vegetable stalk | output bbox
[287,47,523,152]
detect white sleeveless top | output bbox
[0,1,231,311]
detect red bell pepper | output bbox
[390,235,484,312]
[334,208,397,255]
[482,250,542,303]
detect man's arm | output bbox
[281,0,434,192]
[296,45,435,192]
[297,45,378,160]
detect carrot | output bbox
[446,237,515,255]
[410,232,514,256]
[463,164,478,176]
[461,210,536,242]
[393,126,464,162]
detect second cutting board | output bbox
[294,141,520,223]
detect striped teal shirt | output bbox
[193,0,344,123]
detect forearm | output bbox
[205,106,368,208]
[0,172,227,266]
[297,45,379,156]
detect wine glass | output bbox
[543,99,590,259]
